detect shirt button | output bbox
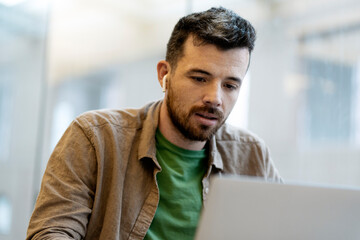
[204,187,209,194]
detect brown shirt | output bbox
[26,100,282,240]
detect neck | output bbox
[158,102,206,151]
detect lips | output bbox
[196,112,218,120]
[189,106,224,127]
[194,112,221,127]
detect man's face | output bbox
[165,36,250,141]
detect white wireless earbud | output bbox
[162,74,167,92]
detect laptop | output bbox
[195,176,360,240]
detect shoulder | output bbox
[73,101,161,131]
[213,123,282,180]
[215,123,266,146]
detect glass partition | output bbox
[0,1,49,239]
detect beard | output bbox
[166,80,226,141]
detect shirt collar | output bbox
[137,100,162,169]
[208,135,224,170]
[137,100,224,171]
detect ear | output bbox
[157,60,171,91]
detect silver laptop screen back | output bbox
[195,177,360,240]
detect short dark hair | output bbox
[166,7,256,68]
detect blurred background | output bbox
[0,0,360,238]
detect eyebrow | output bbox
[187,68,242,83]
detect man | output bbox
[27,7,281,240]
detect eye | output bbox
[191,76,206,82]
[223,83,238,90]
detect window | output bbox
[298,23,360,147]
[0,195,12,235]
[0,80,12,163]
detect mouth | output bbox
[194,112,219,126]
[196,113,218,120]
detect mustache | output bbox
[189,106,224,119]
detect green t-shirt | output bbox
[144,129,207,240]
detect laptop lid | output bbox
[195,176,360,240]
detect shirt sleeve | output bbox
[26,120,97,240]
[262,144,283,183]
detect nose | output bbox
[203,81,222,108]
